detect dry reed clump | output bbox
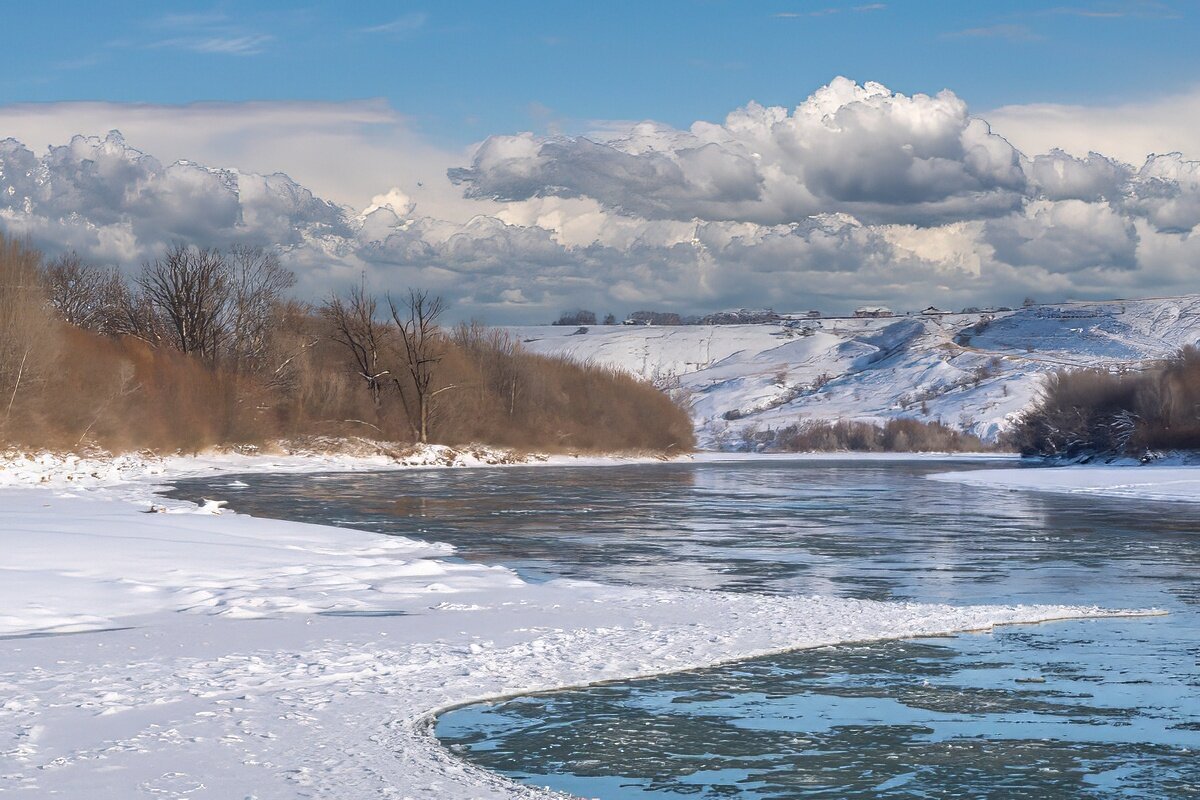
[1,237,60,437]
[0,234,694,455]
[1007,347,1200,457]
[763,418,988,453]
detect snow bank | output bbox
[0,442,545,490]
[0,441,689,494]
[0,452,1157,798]
[0,450,169,487]
[930,463,1200,503]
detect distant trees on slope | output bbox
[554,309,597,326]
[747,418,987,453]
[0,234,693,453]
[553,308,782,326]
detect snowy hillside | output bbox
[510,296,1200,447]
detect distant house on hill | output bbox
[921,306,947,316]
[803,310,822,319]
[854,306,893,318]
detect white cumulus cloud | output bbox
[1,79,1199,323]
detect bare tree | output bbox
[227,245,296,372]
[389,289,446,444]
[137,245,231,361]
[117,286,168,346]
[322,281,390,410]
[41,252,128,334]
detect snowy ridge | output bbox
[511,296,1200,446]
[0,454,1159,798]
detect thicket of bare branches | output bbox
[41,252,130,336]
[131,244,296,368]
[1,234,693,454]
[751,418,988,453]
[316,285,693,451]
[1007,348,1200,457]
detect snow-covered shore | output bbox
[0,449,1156,798]
[931,462,1200,503]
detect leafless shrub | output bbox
[1009,347,1200,456]
[555,309,596,326]
[769,418,987,453]
[971,356,1004,386]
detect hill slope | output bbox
[509,297,1200,448]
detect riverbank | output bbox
[0,449,1153,798]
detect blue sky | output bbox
[4,1,1196,145]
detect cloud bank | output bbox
[2,77,1199,322]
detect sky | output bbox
[1,0,1199,322]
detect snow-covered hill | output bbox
[510,296,1200,447]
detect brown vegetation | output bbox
[0,234,694,454]
[753,418,988,453]
[1007,348,1200,457]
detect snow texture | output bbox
[0,450,1155,798]
[511,296,1200,446]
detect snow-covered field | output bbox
[0,450,1151,799]
[511,296,1200,446]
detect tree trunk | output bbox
[419,396,428,444]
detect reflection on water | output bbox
[170,460,1200,798]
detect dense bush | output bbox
[1007,348,1200,457]
[554,309,596,326]
[760,418,988,453]
[0,235,694,454]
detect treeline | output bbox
[743,418,988,453]
[554,308,783,326]
[1007,348,1200,457]
[0,234,694,453]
